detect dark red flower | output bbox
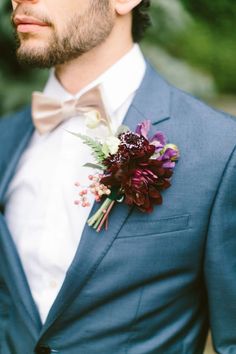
[100,132,173,212]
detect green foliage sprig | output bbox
[67,131,106,166]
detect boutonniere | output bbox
[71,120,180,232]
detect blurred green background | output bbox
[0,0,235,352]
[0,0,235,118]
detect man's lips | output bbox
[14,16,50,33]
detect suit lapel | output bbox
[40,62,172,337]
[129,61,171,128]
[0,106,34,202]
[0,108,42,337]
[0,214,42,337]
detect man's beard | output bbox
[14,1,114,68]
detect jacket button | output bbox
[34,346,51,354]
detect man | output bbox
[0,0,235,353]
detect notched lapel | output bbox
[128,61,172,128]
[0,214,42,337]
[0,106,34,204]
[0,107,41,337]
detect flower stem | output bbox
[87,198,112,228]
[93,212,105,230]
[97,200,115,232]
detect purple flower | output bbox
[157,144,180,169]
[150,131,167,151]
[135,120,151,139]
[135,120,168,153]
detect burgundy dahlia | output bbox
[100,132,173,213]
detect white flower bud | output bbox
[85,110,101,129]
[102,136,120,156]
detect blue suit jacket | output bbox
[0,62,236,354]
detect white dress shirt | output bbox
[5,44,146,323]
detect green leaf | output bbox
[83,163,105,170]
[66,130,106,163]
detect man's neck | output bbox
[55,26,134,95]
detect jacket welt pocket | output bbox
[117,214,190,238]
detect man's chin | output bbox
[16,46,52,68]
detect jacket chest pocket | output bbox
[117,214,190,238]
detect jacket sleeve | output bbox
[204,144,236,354]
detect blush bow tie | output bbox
[32,86,109,134]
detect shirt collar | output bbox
[43,44,146,118]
